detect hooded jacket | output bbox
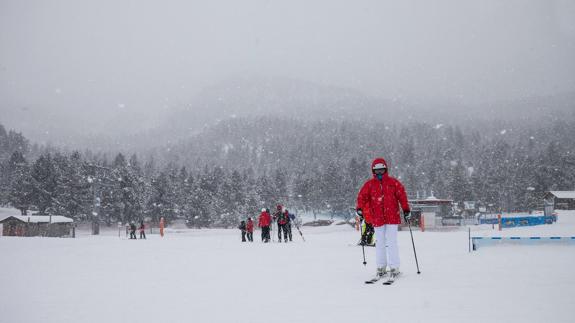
[277,210,289,225]
[258,210,272,227]
[246,219,254,232]
[356,158,410,226]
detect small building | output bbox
[407,196,455,229]
[544,191,575,210]
[0,215,74,237]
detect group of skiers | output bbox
[238,217,255,242]
[125,217,166,239]
[127,220,147,239]
[238,204,296,243]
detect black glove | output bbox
[403,211,411,221]
[356,208,363,220]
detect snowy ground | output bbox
[1,211,575,323]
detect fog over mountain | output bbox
[1,0,574,150]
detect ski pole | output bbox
[294,222,305,242]
[361,219,367,266]
[407,219,421,274]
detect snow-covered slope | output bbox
[1,211,574,323]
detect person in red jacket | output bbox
[246,217,254,242]
[258,208,272,243]
[139,220,146,239]
[274,205,289,243]
[357,157,410,283]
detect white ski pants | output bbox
[375,224,400,270]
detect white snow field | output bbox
[1,211,575,323]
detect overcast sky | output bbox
[1,0,574,140]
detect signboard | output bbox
[464,201,475,210]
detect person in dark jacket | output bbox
[274,205,289,243]
[238,220,247,242]
[246,217,254,242]
[284,209,293,242]
[129,222,137,239]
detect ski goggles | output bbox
[373,168,386,175]
[372,163,387,174]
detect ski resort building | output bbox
[0,215,74,237]
[544,191,575,210]
[407,196,455,230]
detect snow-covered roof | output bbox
[0,215,73,224]
[548,191,575,199]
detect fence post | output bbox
[498,214,502,231]
[468,227,471,252]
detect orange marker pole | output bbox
[420,214,425,232]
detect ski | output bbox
[382,272,400,285]
[382,279,395,285]
[365,274,388,284]
[364,277,383,284]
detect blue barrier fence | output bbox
[471,236,575,250]
[479,215,557,227]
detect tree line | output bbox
[1,115,574,226]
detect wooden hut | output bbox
[544,191,575,210]
[0,215,74,237]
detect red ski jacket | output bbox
[246,220,254,232]
[356,158,410,227]
[258,211,272,227]
[277,211,289,225]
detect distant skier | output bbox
[258,208,272,243]
[274,205,289,242]
[139,220,146,239]
[272,205,282,221]
[238,220,247,242]
[159,217,165,237]
[129,222,137,239]
[246,217,254,242]
[284,208,293,242]
[357,158,410,284]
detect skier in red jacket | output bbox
[357,157,410,283]
[246,217,254,242]
[274,205,290,243]
[258,208,272,243]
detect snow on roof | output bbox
[0,215,73,224]
[0,207,20,217]
[548,191,575,199]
